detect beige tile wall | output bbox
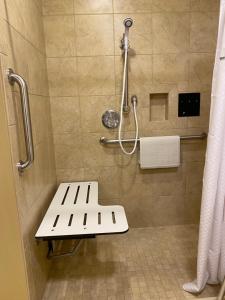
[43,0,219,226]
[0,1,56,300]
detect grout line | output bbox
[151,9,154,86]
[3,19,46,58]
[112,5,117,97]
[188,9,192,91]
[45,51,215,60]
[73,3,84,169]
[42,10,220,18]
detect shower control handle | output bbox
[7,68,34,172]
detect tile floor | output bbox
[43,225,220,300]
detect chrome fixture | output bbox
[118,18,139,155]
[121,17,133,52]
[120,18,133,113]
[131,95,138,105]
[100,132,207,146]
[102,110,120,129]
[124,18,133,28]
[7,68,34,172]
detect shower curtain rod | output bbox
[99,132,207,145]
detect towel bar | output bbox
[99,132,207,145]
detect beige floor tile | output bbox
[42,225,220,300]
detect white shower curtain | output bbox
[183,0,225,293]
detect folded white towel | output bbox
[139,136,180,169]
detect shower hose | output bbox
[118,49,139,155]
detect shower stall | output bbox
[0,1,220,300]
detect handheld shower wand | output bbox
[118,18,139,155]
[120,18,133,113]
[123,18,133,51]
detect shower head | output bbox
[121,17,133,51]
[124,18,133,28]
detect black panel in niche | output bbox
[178,93,200,117]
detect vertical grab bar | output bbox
[7,68,34,171]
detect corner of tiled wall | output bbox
[0,0,57,299]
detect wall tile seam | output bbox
[39,11,52,101]
[44,57,52,96]
[186,127,209,132]
[3,19,47,58]
[44,52,216,61]
[26,185,57,219]
[0,14,5,22]
[152,51,216,55]
[98,199,121,202]
[12,91,50,99]
[51,96,118,101]
[47,96,209,107]
[0,55,17,127]
[47,54,118,59]
[187,9,192,93]
[72,15,78,57]
[79,161,117,168]
[50,95,81,98]
[28,92,50,98]
[43,10,219,18]
[0,51,7,57]
[57,165,120,170]
[33,1,45,19]
[114,53,214,57]
[42,13,75,17]
[151,53,214,58]
[49,93,116,98]
[31,138,52,148]
[42,11,217,18]
[77,131,205,136]
[51,134,204,142]
[80,130,117,134]
[79,131,194,135]
[113,10,219,14]
[189,51,216,55]
[73,16,82,99]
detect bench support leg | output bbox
[47,239,83,259]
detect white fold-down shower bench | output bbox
[35,181,128,257]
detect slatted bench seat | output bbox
[35,181,129,241]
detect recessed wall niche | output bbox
[150,93,169,121]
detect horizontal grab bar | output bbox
[99,132,207,145]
